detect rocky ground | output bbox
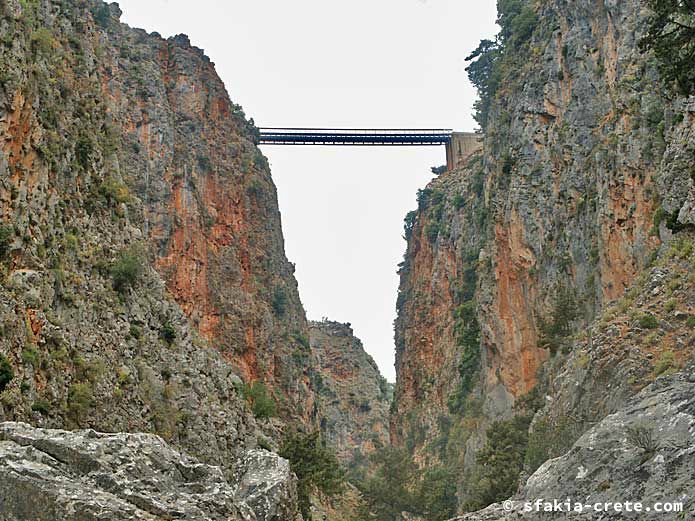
[0,422,298,520]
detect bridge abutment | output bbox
[446,132,483,171]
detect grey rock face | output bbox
[0,422,298,521]
[309,320,390,471]
[233,449,301,521]
[452,373,695,520]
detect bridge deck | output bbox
[258,128,452,146]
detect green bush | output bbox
[0,354,14,392]
[525,416,578,473]
[464,414,531,511]
[355,446,457,521]
[425,222,442,243]
[403,210,417,240]
[99,178,130,204]
[640,0,695,96]
[21,347,39,366]
[92,4,112,28]
[538,286,580,354]
[110,246,145,293]
[160,322,176,344]
[31,400,51,415]
[686,316,695,328]
[638,313,659,329]
[68,382,94,424]
[0,225,12,259]
[280,431,344,519]
[241,382,276,420]
[653,350,675,375]
[271,286,288,316]
[431,165,447,175]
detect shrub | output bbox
[525,416,579,473]
[241,382,276,420]
[626,424,659,463]
[638,313,659,330]
[99,178,130,204]
[21,347,39,366]
[280,431,345,519]
[0,354,14,392]
[538,286,580,354]
[68,382,94,424]
[0,225,12,259]
[271,286,288,316]
[160,322,176,345]
[31,400,50,415]
[75,135,95,170]
[403,210,417,240]
[431,165,447,175]
[110,246,145,293]
[640,0,695,96]
[653,350,675,375]
[92,4,111,28]
[448,302,481,413]
[686,316,695,328]
[30,27,56,55]
[425,222,442,243]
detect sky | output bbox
[118,0,498,382]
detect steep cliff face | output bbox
[391,154,489,472]
[0,2,321,516]
[0,0,315,442]
[392,0,695,513]
[309,320,390,474]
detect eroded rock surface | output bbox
[309,320,391,472]
[0,422,300,521]
[451,372,695,520]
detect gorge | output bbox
[1,0,695,520]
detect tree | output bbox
[465,39,501,130]
[465,0,538,129]
[280,431,344,519]
[0,355,14,393]
[640,0,695,96]
[464,415,532,511]
[110,246,145,293]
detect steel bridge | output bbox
[258,128,452,146]
[257,128,481,170]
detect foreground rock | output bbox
[0,422,298,521]
[452,373,695,520]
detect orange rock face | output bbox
[93,31,315,421]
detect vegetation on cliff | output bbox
[640,0,695,95]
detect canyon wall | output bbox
[309,320,391,475]
[0,2,325,517]
[392,0,695,512]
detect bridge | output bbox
[258,128,482,170]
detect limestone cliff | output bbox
[391,0,695,515]
[0,0,320,516]
[309,320,390,475]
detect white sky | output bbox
[118,0,498,381]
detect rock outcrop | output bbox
[309,320,391,473]
[0,422,298,520]
[452,371,695,520]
